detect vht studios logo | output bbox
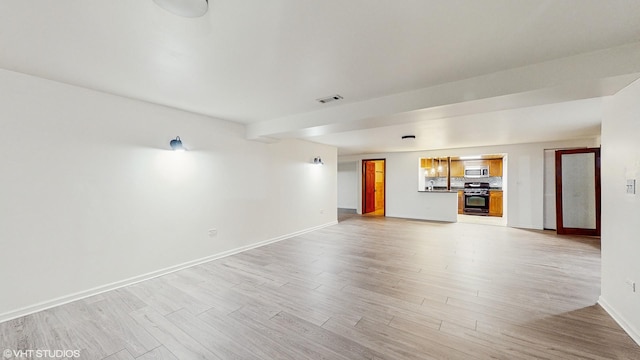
[3,349,81,359]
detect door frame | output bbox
[555,148,601,236]
[362,159,386,215]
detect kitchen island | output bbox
[414,190,458,222]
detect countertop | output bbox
[420,187,503,192]
[418,189,458,193]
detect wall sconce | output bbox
[313,156,324,165]
[169,136,186,151]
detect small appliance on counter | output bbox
[463,182,490,215]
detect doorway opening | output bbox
[362,159,385,216]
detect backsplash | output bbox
[425,176,503,189]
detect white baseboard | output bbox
[598,296,640,346]
[0,221,338,324]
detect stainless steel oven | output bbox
[463,182,490,215]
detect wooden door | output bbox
[363,161,376,213]
[555,148,601,236]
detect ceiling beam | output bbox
[246,42,640,141]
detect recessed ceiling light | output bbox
[153,0,208,17]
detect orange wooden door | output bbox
[364,161,376,213]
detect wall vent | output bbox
[316,94,343,104]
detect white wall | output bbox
[0,69,337,321]
[340,138,596,229]
[600,79,640,344]
[337,161,358,209]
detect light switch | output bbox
[626,179,636,194]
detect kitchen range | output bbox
[463,182,490,215]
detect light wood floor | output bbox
[457,213,507,227]
[2,212,639,359]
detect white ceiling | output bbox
[1,0,640,155]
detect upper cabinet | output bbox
[419,155,504,192]
[421,157,449,177]
[489,159,503,177]
[450,158,502,177]
[450,160,464,177]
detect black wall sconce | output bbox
[313,156,324,165]
[170,136,186,151]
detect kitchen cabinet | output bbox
[489,159,503,177]
[421,157,449,177]
[451,160,464,177]
[457,190,464,214]
[489,190,503,217]
[442,161,449,176]
[434,160,449,178]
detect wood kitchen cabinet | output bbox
[423,157,502,185]
[457,190,464,214]
[436,159,449,177]
[421,157,449,177]
[489,190,503,217]
[489,159,503,177]
[450,160,464,177]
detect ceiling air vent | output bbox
[316,94,343,104]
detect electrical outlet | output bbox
[320,209,324,214]
[208,229,217,237]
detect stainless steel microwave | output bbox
[464,166,489,178]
